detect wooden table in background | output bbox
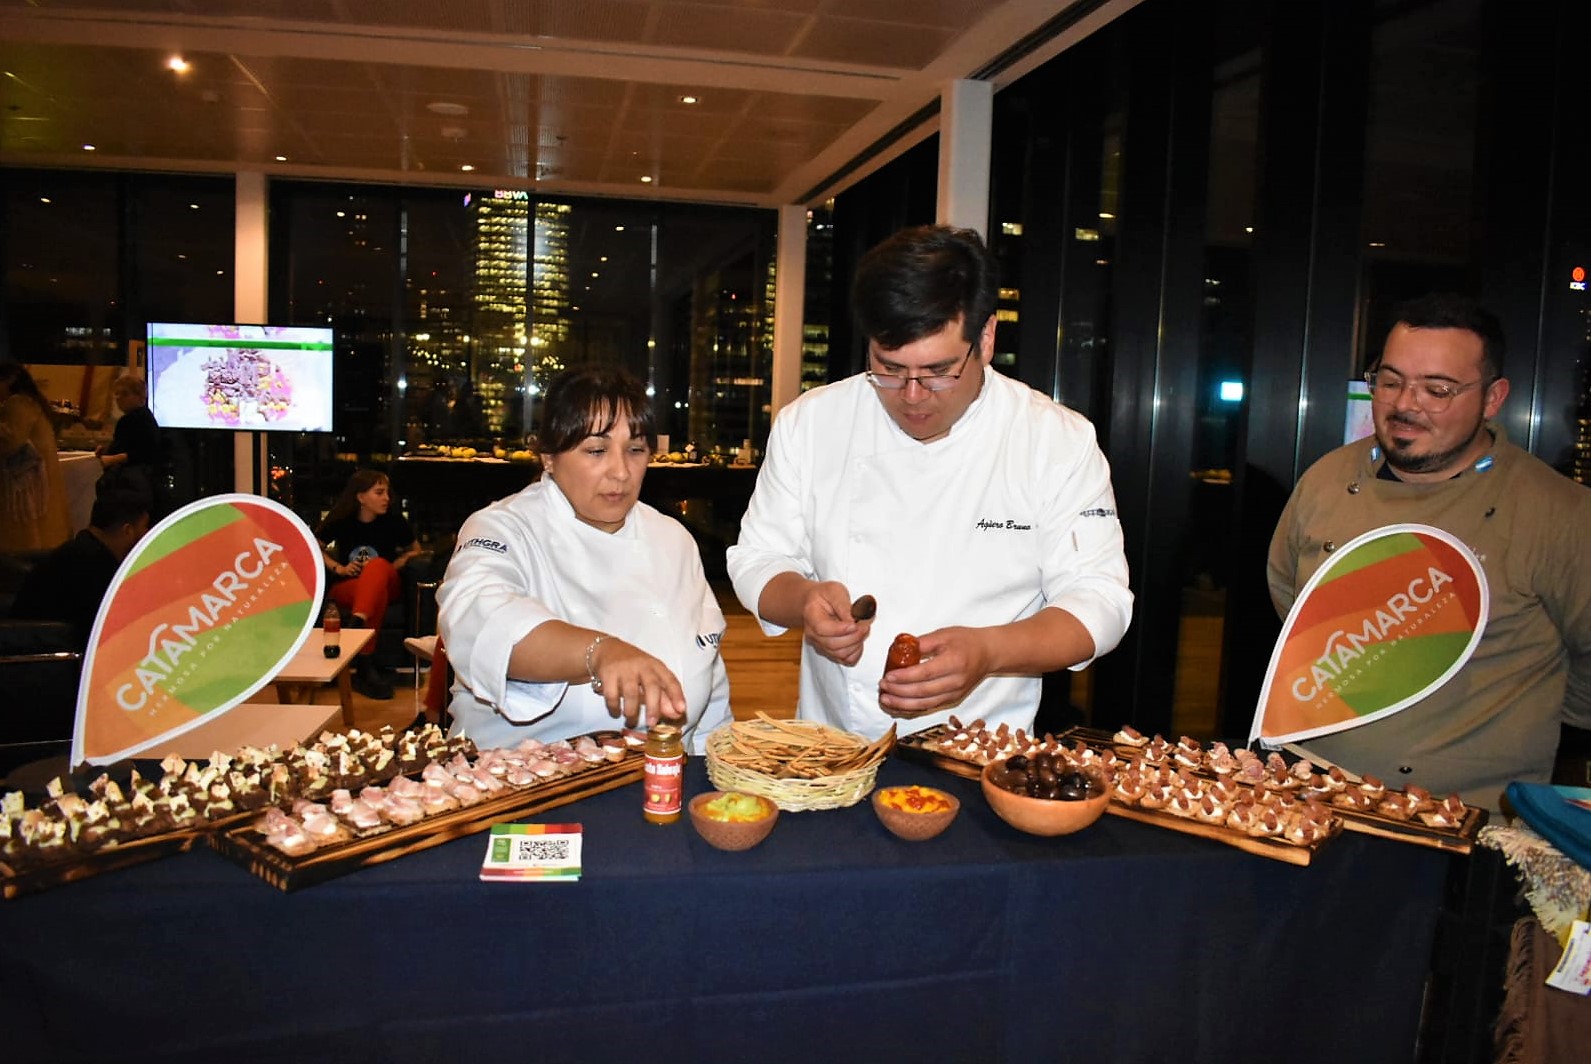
[272,628,375,726]
[154,701,344,758]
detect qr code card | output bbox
[479,823,583,882]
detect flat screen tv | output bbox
[145,323,335,432]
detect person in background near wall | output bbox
[727,225,1134,740]
[96,374,164,512]
[1268,292,1591,813]
[11,475,152,649]
[317,470,420,700]
[0,360,71,553]
[438,365,730,753]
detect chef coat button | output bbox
[1347,482,1360,495]
[1397,764,1414,775]
[1323,540,1336,553]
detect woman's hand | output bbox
[588,637,687,728]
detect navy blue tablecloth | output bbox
[1,758,1448,1064]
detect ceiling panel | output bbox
[0,0,1130,205]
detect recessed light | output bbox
[427,102,469,117]
[1098,211,1115,220]
[188,203,199,210]
[39,197,50,205]
[591,272,599,278]
[640,175,652,184]
[1368,241,1386,248]
[275,155,287,162]
[167,56,190,74]
[82,144,96,152]
[680,95,699,105]
[615,225,625,232]
[599,256,608,262]
[460,164,475,172]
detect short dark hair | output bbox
[1389,292,1507,380]
[851,225,998,349]
[539,365,655,455]
[91,488,150,531]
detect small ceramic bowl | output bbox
[872,785,960,841]
[980,761,1110,837]
[688,791,779,851]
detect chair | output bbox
[0,620,81,776]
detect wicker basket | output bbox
[704,719,886,812]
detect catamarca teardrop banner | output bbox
[1249,524,1487,749]
[72,494,324,767]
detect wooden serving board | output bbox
[1057,727,1488,854]
[1,829,204,901]
[210,753,643,891]
[895,725,1337,865]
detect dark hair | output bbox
[318,469,389,533]
[851,225,998,349]
[91,487,151,531]
[539,365,655,455]
[0,360,48,408]
[1389,292,1507,380]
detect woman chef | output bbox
[437,365,730,752]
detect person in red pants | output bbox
[317,469,420,699]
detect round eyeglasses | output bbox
[1363,367,1488,413]
[866,340,977,393]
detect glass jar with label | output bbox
[643,724,684,824]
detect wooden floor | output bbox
[334,585,1220,738]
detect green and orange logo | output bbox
[72,495,323,766]
[1249,524,1487,746]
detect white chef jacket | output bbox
[438,477,731,754]
[726,367,1132,738]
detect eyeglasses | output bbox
[1363,367,1488,412]
[866,340,977,393]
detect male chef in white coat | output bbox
[727,225,1134,738]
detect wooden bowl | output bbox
[688,791,779,851]
[872,786,960,841]
[980,762,1110,837]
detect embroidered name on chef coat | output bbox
[974,518,1033,531]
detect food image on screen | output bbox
[146,323,335,433]
[202,348,293,426]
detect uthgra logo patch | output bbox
[460,537,509,554]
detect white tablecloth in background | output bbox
[57,451,103,532]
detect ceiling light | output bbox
[591,272,599,278]
[39,197,50,205]
[615,225,625,232]
[82,144,96,152]
[460,164,475,172]
[680,95,699,105]
[599,256,608,262]
[1368,241,1386,248]
[275,155,287,162]
[1243,226,1254,234]
[188,203,199,210]
[427,102,469,117]
[1098,211,1115,220]
[640,175,653,184]
[167,56,190,74]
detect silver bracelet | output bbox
[584,635,605,694]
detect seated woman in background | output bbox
[0,360,70,553]
[438,365,729,752]
[317,469,420,700]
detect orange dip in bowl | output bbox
[876,785,954,814]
